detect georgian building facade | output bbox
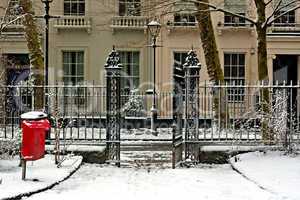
[1,0,300,93]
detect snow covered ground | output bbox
[0,155,82,199]
[24,164,279,200]
[20,150,299,200]
[230,151,300,200]
[2,149,299,200]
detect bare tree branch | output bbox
[187,0,257,24]
[266,4,300,26]
[265,0,282,26]
[0,0,15,35]
[266,0,274,6]
[0,14,26,33]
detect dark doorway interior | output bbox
[273,55,298,109]
[4,54,31,114]
[273,55,298,85]
[5,54,30,85]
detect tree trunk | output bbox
[195,1,228,128]
[20,0,44,110]
[0,56,6,126]
[254,0,272,143]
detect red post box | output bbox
[21,112,50,161]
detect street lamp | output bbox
[147,19,161,134]
[40,0,53,113]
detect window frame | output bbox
[62,51,85,86]
[118,0,141,16]
[118,50,140,90]
[173,51,188,69]
[224,13,246,26]
[273,10,296,27]
[173,13,196,26]
[224,52,246,102]
[63,0,86,16]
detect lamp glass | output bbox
[147,20,161,38]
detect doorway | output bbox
[273,55,298,85]
[273,55,298,111]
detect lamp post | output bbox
[147,20,161,134]
[41,0,53,113]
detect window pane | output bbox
[232,54,237,65]
[133,52,139,64]
[63,64,70,75]
[79,3,85,15]
[77,52,84,63]
[64,3,71,15]
[77,64,84,75]
[71,52,76,63]
[224,54,231,65]
[239,54,245,65]
[224,66,230,77]
[76,77,84,84]
[132,65,139,76]
[133,78,139,89]
[63,77,71,85]
[174,53,181,62]
[127,64,131,75]
[231,66,237,77]
[119,3,125,16]
[71,3,78,15]
[239,67,245,77]
[63,52,71,63]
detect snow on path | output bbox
[0,155,82,199]
[25,164,282,200]
[230,151,300,200]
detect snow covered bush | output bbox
[0,129,21,159]
[122,89,145,117]
[235,89,298,152]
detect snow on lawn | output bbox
[0,155,82,199]
[230,151,300,200]
[25,164,280,200]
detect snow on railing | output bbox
[0,83,299,145]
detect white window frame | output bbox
[63,0,85,16]
[118,50,140,90]
[224,52,246,102]
[62,51,84,86]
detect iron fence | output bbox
[0,83,299,146]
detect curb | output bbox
[228,157,276,195]
[2,157,83,200]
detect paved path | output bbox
[24,162,283,200]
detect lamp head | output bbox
[147,19,161,38]
[41,0,54,3]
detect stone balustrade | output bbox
[111,16,149,30]
[54,16,92,33]
[0,15,23,28]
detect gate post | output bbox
[105,47,123,167]
[183,50,201,162]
